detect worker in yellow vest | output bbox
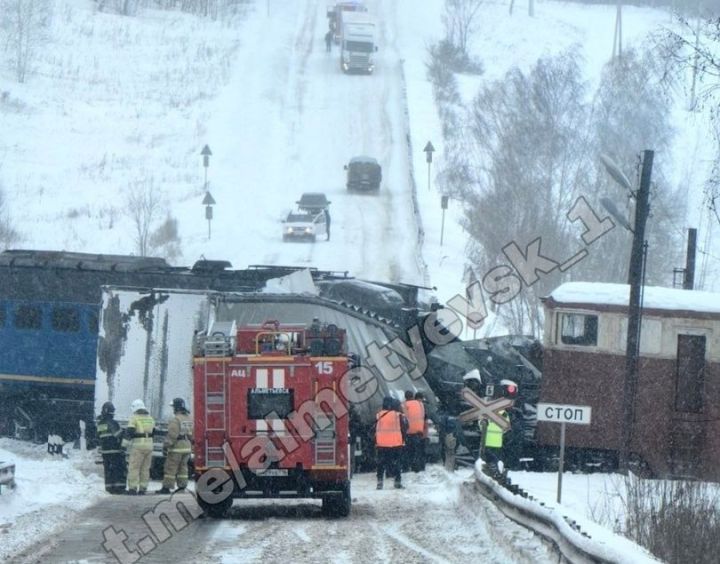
[483,410,510,475]
[124,399,155,495]
[375,396,408,490]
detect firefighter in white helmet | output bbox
[157,398,193,494]
[124,399,155,495]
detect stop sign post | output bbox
[537,402,592,504]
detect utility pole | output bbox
[612,1,623,59]
[620,149,653,473]
[684,227,697,290]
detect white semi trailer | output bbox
[339,11,377,74]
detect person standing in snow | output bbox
[325,30,333,52]
[375,396,407,489]
[439,412,464,472]
[96,401,126,494]
[124,399,155,495]
[403,391,425,472]
[482,410,510,476]
[324,207,331,241]
[157,398,193,495]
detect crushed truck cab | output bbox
[193,319,352,518]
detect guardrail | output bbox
[472,461,661,564]
[0,461,16,493]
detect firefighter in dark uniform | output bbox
[96,401,126,494]
[157,398,194,494]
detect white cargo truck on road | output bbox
[339,11,377,74]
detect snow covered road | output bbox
[9,468,555,563]
[188,0,425,283]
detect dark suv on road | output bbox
[345,156,381,192]
[296,192,331,213]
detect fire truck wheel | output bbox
[321,481,351,518]
[198,495,233,518]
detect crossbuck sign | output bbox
[458,388,513,431]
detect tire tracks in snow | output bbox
[269,0,318,267]
[372,522,448,563]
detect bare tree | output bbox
[0,187,20,249]
[442,0,485,55]
[434,46,680,333]
[148,215,181,262]
[449,52,594,334]
[588,48,683,285]
[94,0,139,16]
[1,0,53,83]
[127,178,163,257]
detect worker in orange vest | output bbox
[375,396,407,489]
[403,391,426,472]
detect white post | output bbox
[79,420,87,451]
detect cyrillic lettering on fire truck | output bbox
[230,368,247,378]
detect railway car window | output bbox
[558,313,598,346]
[0,305,5,327]
[248,389,294,419]
[14,305,42,330]
[675,334,706,413]
[51,307,81,332]
[88,312,99,334]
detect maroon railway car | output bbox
[538,282,720,481]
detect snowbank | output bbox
[0,439,105,561]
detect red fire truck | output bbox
[193,319,352,517]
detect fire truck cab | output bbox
[193,319,352,517]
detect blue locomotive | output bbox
[0,250,333,441]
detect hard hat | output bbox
[170,398,186,411]
[101,401,115,417]
[131,399,146,412]
[462,368,481,383]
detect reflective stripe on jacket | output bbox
[97,417,123,454]
[165,411,193,454]
[375,409,403,448]
[127,410,155,449]
[484,412,509,448]
[404,399,425,435]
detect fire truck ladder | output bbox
[204,361,227,467]
[314,413,337,466]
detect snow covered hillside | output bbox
[1,0,716,303]
[1,0,427,286]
